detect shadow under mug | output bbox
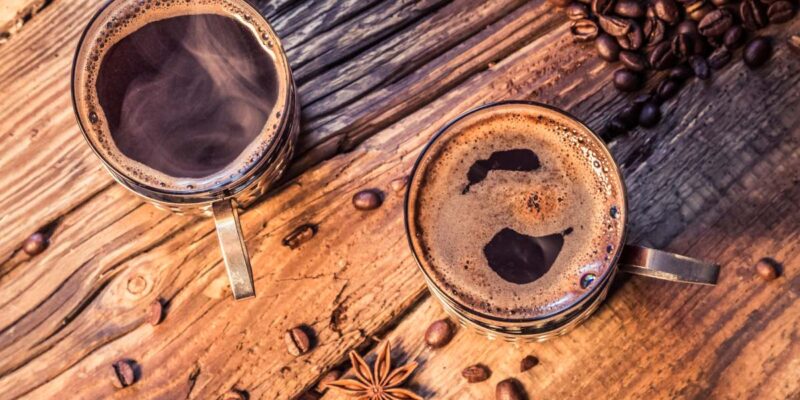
[71,0,299,300]
[404,101,720,341]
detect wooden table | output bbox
[1,0,799,398]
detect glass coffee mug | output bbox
[404,101,719,341]
[71,0,298,300]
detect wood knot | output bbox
[126,275,150,296]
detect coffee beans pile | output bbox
[558,0,797,137]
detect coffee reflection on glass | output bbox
[405,101,719,341]
[72,0,299,300]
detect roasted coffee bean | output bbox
[639,102,662,127]
[496,378,527,400]
[571,19,600,41]
[567,2,591,20]
[352,189,383,210]
[596,34,622,61]
[706,35,723,48]
[598,15,633,36]
[744,36,772,68]
[112,359,137,388]
[617,22,644,50]
[520,355,540,372]
[606,116,631,136]
[547,0,574,7]
[462,364,492,383]
[285,326,312,356]
[767,1,795,23]
[723,25,746,49]
[790,34,800,53]
[619,51,648,71]
[668,64,694,81]
[283,224,318,249]
[593,0,616,14]
[654,0,680,24]
[425,319,455,348]
[707,47,732,69]
[740,0,768,30]
[613,68,643,91]
[615,0,645,17]
[689,55,711,79]
[677,20,699,36]
[711,0,729,5]
[698,9,734,37]
[316,370,342,393]
[618,103,642,127]
[222,390,247,400]
[687,1,714,21]
[649,41,678,69]
[644,17,667,45]
[656,78,681,100]
[148,299,164,326]
[389,176,408,193]
[672,33,697,59]
[759,0,782,4]
[22,232,47,256]
[755,257,780,280]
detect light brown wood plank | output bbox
[0,0,48,44]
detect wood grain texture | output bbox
[0,0,48,44]
[0,0,798,399]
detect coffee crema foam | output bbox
[73,0,289,192]
[408,104,626,320]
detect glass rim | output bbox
[403,100,629,324]
[69,0,294,201]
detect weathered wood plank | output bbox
[0,0,48,44]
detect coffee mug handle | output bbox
[212,199,255,300]
[618,245,720,285]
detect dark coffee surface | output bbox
[408,104,626,320]
[96,13,278,179]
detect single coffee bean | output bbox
[619,51,648,71]
[282,224,318,249]
[566,2,591,20]
[687,1,714,21]
[148,298,164,326]
[221,390,247,400]
[755,257,780,280]
[617,22,644,50]
[789,34,800,53]
[571,19,600,41]
[316,370,342,393]
[744,36,772,68]
[285,326,312,356]
[613,68,642,91]
[598,15,633,36]
[654,0,680,24]
[425,319,455,348]
[707,47,732,69]
[723,25,746,49]
[767,1,795,23]
[22,232,47,256]
[740,0,768,30]
[615,0,645,17]
[547,0,573,7]
[639,102,662,127]
[644,17,667,46]
[592,0,616,15]
[352,189,383,210]
[656,78,681,100]
[759,0,782,4]
[711,0,729,5]
[669,64,694,81]
[496,378,527,400]
[698,9,734,37]
[520,355,540,372]
[672,33,697,59]
[689,55,711,79]
[596,34,622,61]
[389,176,408,193]
[677,20,699,36]
[648,41,678,70]
[619,103,642,127]
[706,35,723,48]
[112,359,137,388]
[462,364,491,383]
[605,116,631,137]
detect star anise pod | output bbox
[325,340,422,400]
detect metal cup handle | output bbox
[212,199,255,300]
[618,245,720,285]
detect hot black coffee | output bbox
[74,0,288,191]
[408,103,626,320]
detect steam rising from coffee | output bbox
[95,13,278,179]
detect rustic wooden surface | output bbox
[0,0,798,399]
